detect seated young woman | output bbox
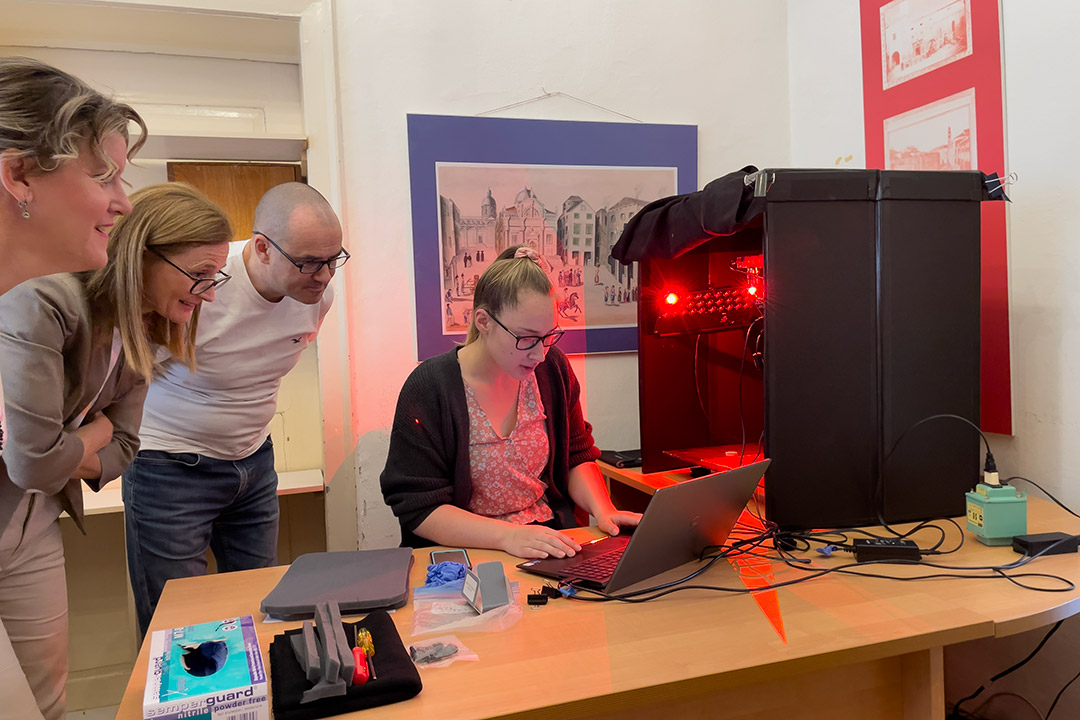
[381,245,641,559]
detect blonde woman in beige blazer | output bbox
[0,56,145,720]
[0,183,231,720]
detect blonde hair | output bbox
[85,183,232,380]
[0,56,146,175]
[464,245,553,344]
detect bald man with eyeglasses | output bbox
[122,182,345,638]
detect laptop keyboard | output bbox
[565,547,625,583]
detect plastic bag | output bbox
[408,634,478,669]
[410,579,522,636]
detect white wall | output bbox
[0,45,303,137]
[332,0,792,546]
[787,1,865,168]
[788,2,1080,716]
[994,1,1080,501]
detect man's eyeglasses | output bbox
[488,312,564,351]
[148,247,231,295]
[255,231,350,275]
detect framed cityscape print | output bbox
[407,114,697,360]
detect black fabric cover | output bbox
[611,166,1009,264]
[610,165,765,263]
[270,610,422,720]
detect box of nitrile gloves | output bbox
[143,615,268,720]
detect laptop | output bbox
[518,459,770,594]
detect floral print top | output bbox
[464,373,552,524]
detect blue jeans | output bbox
[123,437,279,638]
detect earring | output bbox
[17,200,29,220]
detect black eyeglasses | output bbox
[147,247,231,295]
[488,312,564,351]
[255,231,350,275]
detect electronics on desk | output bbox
[632,169,992,530]
[653,280,761,337]
[966,478,1027,545]
[461,562,512,614]
[598,449,642,469]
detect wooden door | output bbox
[167,162,301,242]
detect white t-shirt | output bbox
[138,243,334,461]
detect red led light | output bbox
[664,292,679,305]
[747,285,758,296]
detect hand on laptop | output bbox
[501,525,582,560]
[595,510,642,537]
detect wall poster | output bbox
[407,114,697,360]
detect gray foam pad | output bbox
[289,621,320,684]
[301,603,346,704]
[327,602,355,684]
[261,549,414,621]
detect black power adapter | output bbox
[852,538,922,562]
[1012,532,1080,556]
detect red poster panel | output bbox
[861,0,1011,434]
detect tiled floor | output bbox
[65,708,117,720]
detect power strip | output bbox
[852,538,922,562]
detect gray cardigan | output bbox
[0,273,147,533]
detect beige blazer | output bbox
[0,273,147,533]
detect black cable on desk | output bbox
[1005,476,1080,520]
[877,413,995,536]
[565,527,1075,604]
[779,517,965,557]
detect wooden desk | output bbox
[116,501,1080,720]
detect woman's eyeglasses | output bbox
[488,313,564,350]
[148,247,231,295]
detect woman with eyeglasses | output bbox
[0,182,229,719]
[381,245,641,559]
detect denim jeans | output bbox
[123,436,279,638]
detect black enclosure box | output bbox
[635,169,984,530]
